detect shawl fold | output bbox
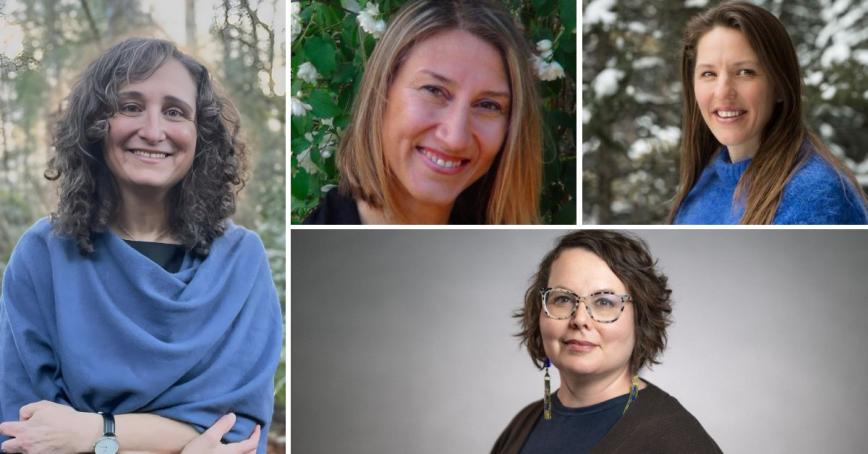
[1,218,282,453]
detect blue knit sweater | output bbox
[674,143,868,224]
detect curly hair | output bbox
[45,37,247,256]
[515,230,672,374]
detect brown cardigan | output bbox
[491,381,723,454]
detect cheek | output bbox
[693,85,713,113]
[472,118,508,165]
[174,124,198,149]
[538,317,560,347]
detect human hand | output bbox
[181,413,260,454]
[0,400,99,454]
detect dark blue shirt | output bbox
[519,392,629,454]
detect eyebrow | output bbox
[118,90,195,113]
[695,60,759,69]
[417,69,511,100]
[551,286,619,295]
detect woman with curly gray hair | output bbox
[492,231,721,453]
[0,38,280,454]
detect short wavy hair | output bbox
[515,230,673,373]
[46,37,247,255]
[337,0,542,224]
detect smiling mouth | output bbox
[714,110,746,119]
[416,146,468,171]
[129,149,170,159]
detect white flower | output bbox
[291,95,312,117]
[535,59,565,81]
[531,41,566,82]
[297,148,319,174]
[358,2,387,38]
[536,39,553,60]
[290,2,302,43]
[297,62,320,83]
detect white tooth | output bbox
[436,158,446,166]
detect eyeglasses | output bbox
[540,287,632,323]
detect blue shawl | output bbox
[0,218,282,453]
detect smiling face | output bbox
[540,248,636,381]
[104,58,198,199]
[381,28,510,215]
[694,26,776,161]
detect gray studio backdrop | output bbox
[291,230,868,454]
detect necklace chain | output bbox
[116,224,172,242]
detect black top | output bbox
[302,187,362,224]
[520,392,628,453]
[492,381,723,454]
[302,187,481,224]
[124,240,186,273]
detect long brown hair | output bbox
[337,0,541,224]
[669,1,865,224]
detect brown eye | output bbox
[119,103,142,114]
[477,100,503,113]
[421,85,447,98]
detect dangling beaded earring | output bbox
[543,358,552,420]
[621,374,641,415]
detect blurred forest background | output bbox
[583,0,868,224]
[0,0,285,450]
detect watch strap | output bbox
[98,411,116,436]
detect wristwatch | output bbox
[93,412,119,454]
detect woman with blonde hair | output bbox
[304,0,542,224]
[670,1,867,224]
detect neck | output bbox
[356,198,452,225]
[727,140,759,163]
[113,188,174,243]
[556,366,637,408]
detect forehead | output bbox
[118,58,197,105]
[397,28,510,93]
[548,248,627,293]
[695,26,760,63]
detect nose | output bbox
[714,74,736,99]
[435,104,471,151]
[571,299,591,327]
[137,110,166,144]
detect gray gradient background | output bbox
[291,230,868,453]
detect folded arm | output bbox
[0,401,199,453]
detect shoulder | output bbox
[596,382,722,453]
[777,154,868,224]
[491,399,542,454]
[216,221,271,258]
[302,187,361,224]
[3,218,63,293]
[7,217,62,263]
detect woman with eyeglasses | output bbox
[492,231,721,453]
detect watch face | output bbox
[94,437,119,454]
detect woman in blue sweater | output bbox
[0,38,281,453]
[669,2,868,224]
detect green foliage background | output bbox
[290,0,577,224]
[0,0,285,445]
